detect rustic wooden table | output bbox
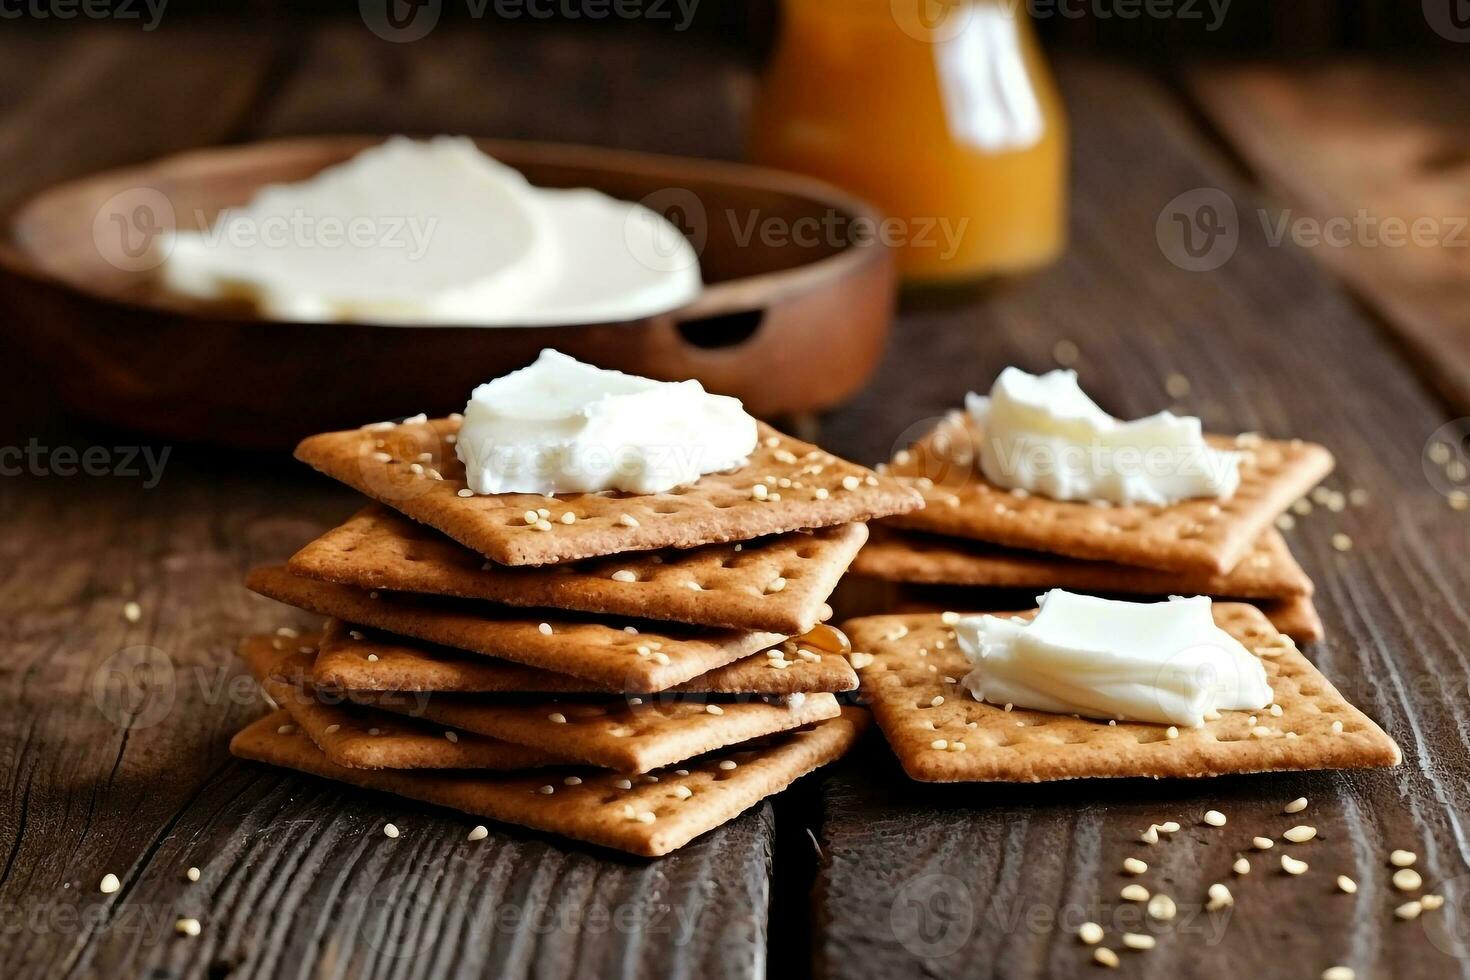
[2,23,1468,980]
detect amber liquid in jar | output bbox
[749,0,1067,282]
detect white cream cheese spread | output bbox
[456,349,757,496]
[965,367,1241,506]
[160,136,701,326]
[954,591,1272,728]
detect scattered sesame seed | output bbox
[1122,933,1155,951]
[366,654,379,662]
[1140,826,1160,845]
[324,724,341,735]
[1393,868,1423,891]
[1233,857,1250,875]
[1390,849,1417,867]
[100,874,120,894]
[813,487,829,500]
[1123,857,1148,875]
[444,731,459,743]
[123,601,142,623]
[1331,533,1353,551]
[614,778,633,789]
[706,704,724,716]
[636,812,656,824]
[1322,968,1355,980]
[1146,893,1176,921]
[1285,797,1308,814]
[674,786,693,799]
[564,776,582,786]
[1423,894,1445,911]
[186,867,200,882]
[1284,826,1317,843]
[1204,810,1227,827]
[548,712,567,724]
[1336,875,1357,894]
[1166,726,1179,740]
[1120,884,1150,902]
[1276,513,1296,530]
[619,514,640,528]
[175,918,201,937]
[612,569,637,583]
[276,724,297,736]
[1093,947,1119,969]
[538,622,553,635]
[718,760,737,771]
[537,785,555,795]
[457,488,475,497]
[1078,922,1104,945]
[1281,854,1308,875]
[1331,720,1344,733]
[468,825,489,841]
[766,577,787,594]
[930,739,948,750]
[1206,883,1233,910]
[1253,837,1274,850]
[1052,339,1079,366]
[1158,821,1180,834]
[383,824,400,839]
[560,512,576,524]
[841,475,861,492]
[1395,900,1422,921]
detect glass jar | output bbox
[748,0,1067,282]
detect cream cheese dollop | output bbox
[160,136,701,325]
[965,367,1241,505]
[456,350,758,495]
[954,591,1272,728]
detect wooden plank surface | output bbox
[813,60,1470,980]
[0,25,771,980]
[1188,61,1470,415]
[3,22,1469,980]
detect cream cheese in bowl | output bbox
[159,136,701,325]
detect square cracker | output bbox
[349,689,842,773]
[882,413,1333,574]
[288,505,865,635]
[852,526,1311,598]
[844,604,1398,782]
[247,565,784,692]
[238,635,562,770]
[293,418,921,566]
[313,620,858,695]
[231,707,869,856]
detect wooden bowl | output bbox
[0,137,894,448]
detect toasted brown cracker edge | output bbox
[246,565,786,692]
[885,414,1333,575]
[351,690,843,773]
[238,634,565,770]
[844,605,1398,782]
[230,707,869,856]
[287,504,866,635]
[294,418,921,565]
[312,619,859,695]
[852,525,1312,598]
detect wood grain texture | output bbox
[0,24,774,980]
[4,20,1470,980]
[1188,61,1470,414]
[812,59,1470,980]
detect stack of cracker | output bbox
[848,411,1335,643]
[234,414,922,856]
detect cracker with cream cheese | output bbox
[844,605,1397,782]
